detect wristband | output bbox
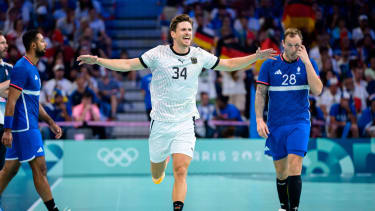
[4,116,13,129]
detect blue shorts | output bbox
[265,123,310,161]
[5,129,44,163]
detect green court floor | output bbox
[2,174,375,211]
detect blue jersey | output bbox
[257,55,319,127]
[0,61,13,124]
[9,56,41,132]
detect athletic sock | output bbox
[288,175,302,211]
[173,201,184,211]
[44,198,59,211]
[277,178,289,210]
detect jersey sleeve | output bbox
[198,47,220,70]
[139,46,160,70]
[10,66,28,91]
[257,60,271,86]
[310,59,320,76]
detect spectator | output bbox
[42,63,72,104]
[213,96,245,137]
[140,73,152,120]
[221,70,246,115]
[358,94,375,137]
[352,15,375,43]
[198,68,217,100]
[309,96,325,137]
[72,90,106,139]
[3,7,19,35]
[365,56,375,82]
[41,89,72,139]
[7,19,25,54]
[97,70,120,119]
[72,91,100,121]
[317,77,341,117]
[56,9,76,40]
[70,74,98,106]
[328,92,359,138]
[197,92,215,138]
[44,89,72,122]
[352,64,369,113]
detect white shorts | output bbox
[149,117,196,163]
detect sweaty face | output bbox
[171,21,193,48]
[0,36,8,59]
[35,33,47,58]
[283,35,302,61]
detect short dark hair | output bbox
[0,31,3,37]
[284,28,303,40]
[169,14,193,32]
[22,30,39,52]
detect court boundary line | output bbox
[27,177,63,211]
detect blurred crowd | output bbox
[0,0,132,139]
[159,0,375,138]
[1,0,375,139]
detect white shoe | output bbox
[278,209,287,211]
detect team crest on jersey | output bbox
[297,66,301,74]
[191,57,197,64]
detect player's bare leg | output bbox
[274,157,289,211]
[29,156,58,210]
[287,154,303,211]
[172,153,191,210]
[150,156,170,184]
[0,160,20,194]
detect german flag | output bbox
[282,0,316,33]
[193,28,215,50]
[219,44,248,59]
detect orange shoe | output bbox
[152,156,170,184]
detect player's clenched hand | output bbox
[2,130,13,148]
[255,48,278,60]
[296,45,309,64]
[77,55,98,65]
[256,118,269,138]
[50,123,63,139]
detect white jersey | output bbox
[140,45,219,122]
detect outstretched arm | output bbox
[255,84,270,138]
[77,55,145,72]
[214,48,278,72]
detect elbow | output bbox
[311,82,323,96]
[313,86,323,96]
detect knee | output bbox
[276,171,288,180]
[3,166,19,178]
[288,163,302,175]
[173,166,188,179]
[34,163,48,177]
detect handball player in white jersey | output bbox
[78,14,277,211]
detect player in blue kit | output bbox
[255,28,323,211]
[0,30,62,211]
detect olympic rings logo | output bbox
[97,147,139,167]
